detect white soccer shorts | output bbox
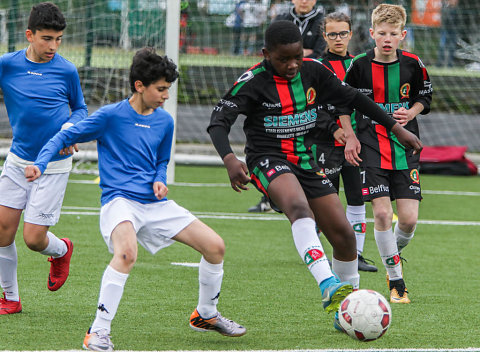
[99,197,197,254]
[0,158,68,226]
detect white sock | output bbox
[40,232,67,258]
[374,228,402,280]
[332,257,360,290]
[91,265,129,334]
[292,218,332,286]
[346,205,367,255]
[0,242,19,301]
[394,222,415,253]
[197,256,223,319]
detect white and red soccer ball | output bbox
[338,289,392,341]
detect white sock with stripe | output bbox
[292,217,332,286]
[374,228,403,280]
[346,205,367,255]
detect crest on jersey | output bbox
[410,169,420,184]
[400,83,410,98]
[306,87,316,105]
[236,71,254,84]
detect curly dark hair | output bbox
[129,47,179,93]
[264,20,302,51]
[28,2,66,33]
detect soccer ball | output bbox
[337,289,392,341]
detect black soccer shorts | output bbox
[360,167,422,201]
[248,156,337,201]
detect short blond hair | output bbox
[371,3,406,30]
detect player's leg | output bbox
[267,172,352,313]
[174,219,246,337]
[84,220,136,352]
[23,171,72,292]
[394,199,419,253]
[342,166,377,272]
[309,193,360,290]
[0,205,23,315]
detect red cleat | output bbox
[47,238,73,291]
[0,293,22,315]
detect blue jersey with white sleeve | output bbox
[0,49,87,162]
[34,99,174,205]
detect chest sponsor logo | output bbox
[400,83,410,98]
[306,87,316,105]
[135,123,150,128]
[377,102,410,115]
[264,108,317,138]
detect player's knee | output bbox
[398,218,417,233]
[118,247,137,267]
[23,236,45,251]
[286,201,312,221]
[205,235,225,260]
[374,208,393,227]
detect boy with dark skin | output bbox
[208,21,422,322]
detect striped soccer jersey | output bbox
[208,59,358,171]
[315,51,355,147]
[344,49,432,170]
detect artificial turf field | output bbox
[0,165,479,351]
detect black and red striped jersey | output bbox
[314,51,355,148]
[344,49,433,170]
[208,58,358,170]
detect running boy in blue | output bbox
[0,2,87,315]
[25,48,246,351]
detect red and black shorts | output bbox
[248,156,337,201]
[360,167,422,201]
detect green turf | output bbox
[0,166,479,350]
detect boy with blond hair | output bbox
[341,4,432,304]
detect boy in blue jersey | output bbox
[0,2,87,315]
[25,47,246,351]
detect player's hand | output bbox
[24,165,41,182]
[393,107,414,126]
[153,181,168,200]
[59,143,79,156]
[391,123,423,155]
[333,128,346,145]
[344,134,362,166]
[223,153,251,192]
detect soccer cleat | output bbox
[389,279,411,304]
[83,328,114,352]
[358,255,378,272]
[47,238,74,291]
[248,195,273,213]
[333,311,344,332]
[321,281,353,313]
[0,293,22,315]
[189,309,246,337]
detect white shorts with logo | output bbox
[0,159,69,226]
[99,197,197,254]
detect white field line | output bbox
[68,180,480,197]
[61,207,480,226]
[9,348,480,352]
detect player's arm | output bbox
[153,118,174,199]
[208,91,251,192]
[339,114,362,166]
[25,109,107,181]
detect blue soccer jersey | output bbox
[34,99,174,205]
[0,49,88,162]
